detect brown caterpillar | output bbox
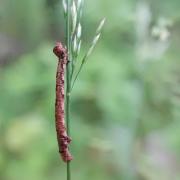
[53,42,73,162]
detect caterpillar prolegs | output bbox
[53,42,73,162]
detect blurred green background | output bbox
[0,0,180,180]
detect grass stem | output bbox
[66,0,71,180]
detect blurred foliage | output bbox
[0,0,180,180]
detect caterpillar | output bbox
[53,42,73,162]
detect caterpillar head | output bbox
[53,42,67,59]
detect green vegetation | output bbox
[0,0,180,180]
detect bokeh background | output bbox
[0,0,180,179]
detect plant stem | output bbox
[66,0,71,180]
